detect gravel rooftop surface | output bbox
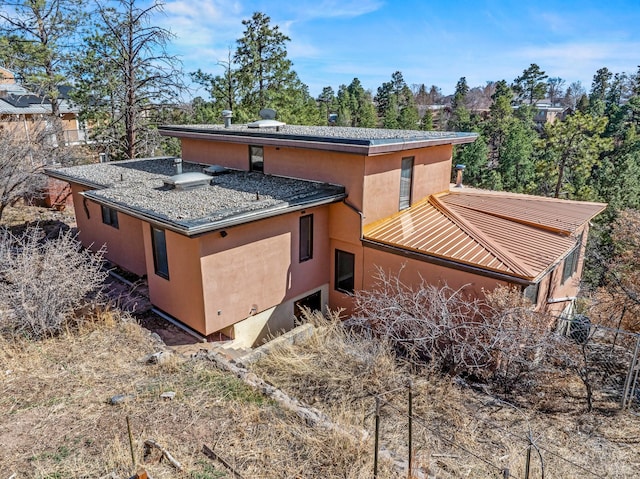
[160,124,476,144]
[46,157,345,232]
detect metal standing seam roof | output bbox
[364,190,607,282]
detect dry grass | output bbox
[0,308,398,478]
[252,311,640,478]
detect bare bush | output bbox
[0,226,107,339]
[350,268,556,387]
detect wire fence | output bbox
[557,317,640,412]
[358,319,640,478]
[366,383,615,479]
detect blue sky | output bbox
[154,0,640,99]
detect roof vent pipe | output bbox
[174,157,183,175]
[222,110,232,128]
[454,164,465,188]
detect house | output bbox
[45,118,606,346]
[0,67,87,147]
[1,66,90,209]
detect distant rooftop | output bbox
[159,124,478,155]
[45,157,346,235]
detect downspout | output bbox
[342,198,366,292]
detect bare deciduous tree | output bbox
[0,226,107,339]
[350,268,556,387]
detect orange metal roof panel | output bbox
[441,190,606,235]
[364,190,606,281]
[364,199,517,276]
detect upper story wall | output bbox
[362,144,453,224]
[180,137,454,225]
[181,138,366,211]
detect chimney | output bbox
[222,110,232,128]
[174,157,183,175]
[454,164,465,188]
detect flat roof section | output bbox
[45,157,346,236]
[158,124,478,155]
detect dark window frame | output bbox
[399,156,414,210]
[562,234,583,284]
[249,145,264,172]
[151,226,169,280]
[335,249,355,294]
[101,205,119,228]
[524,282,540,305]
[299,214,313,262]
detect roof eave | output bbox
[81,190,347,237]
[362,239,534,285]
[158,126,478,155]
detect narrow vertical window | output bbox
[101,205,119,228]
[524,282,540,305]
[399,156,414,210]
[151,226,169,279]
[249,145,264,172]
[299,214,313,262]
[335,249,355,294]
[562,233,583,284]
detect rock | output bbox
[142,350,172,365]
[160,391,176,401]
[109,393,135,405]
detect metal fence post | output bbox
[374,396,380,478]
[622,334,640,409]
[408,380,413,479]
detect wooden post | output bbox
[126,416,136,468]
[524,445,531,479]
[502,468,510,478]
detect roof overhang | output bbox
[158,125,478,156]
[82,190,346,237]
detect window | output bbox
[151,226,169,279]
[299,214,313,262]
[294,290,322,325]
[249,145,264,172]
[399,156,414,210]
[335,249,355,294]
[562,234,583,284]
[524,282,540,305]
[101,205,119,228]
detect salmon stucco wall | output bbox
[361,246,510,308]
[363,145,453,224]
[143,227,206,334]
[181,139,250,170]
[540,225,590,315]
[198,206,331,335]
[71,184,147,276]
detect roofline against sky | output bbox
[158,126,478,155]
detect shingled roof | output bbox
[363,188,607,282]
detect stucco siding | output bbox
[198,206,331,334]
[70,184,146,276]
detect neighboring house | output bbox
[46,119,605,346]
[1,66,90,209]
[0,67,87,146]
